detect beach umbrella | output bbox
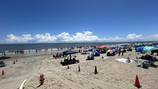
[97,45,109,49]
[143,46,154,53]
[135,46,144,53]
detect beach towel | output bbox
[115,58,134,63]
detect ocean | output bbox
[0,41,155,52]
[0,42,127,52]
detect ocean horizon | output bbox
[0,41,157,52]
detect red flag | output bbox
[135,75,141,88]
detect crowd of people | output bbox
[53,52,63,59]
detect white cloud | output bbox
[143,34,158,41]
[127,34,142,40]
[57,32,74,42]
[6,33,57,43]
[72,31,99,42]
[34,33,57,43]
[6,34,33,43]
[149,34,158,38]
[57,31,99,42]
[103,36,125,42]
[4,32,158,43]
[21,34,34,41]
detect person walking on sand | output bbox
[121,48,124,56]
[118,48,121,56]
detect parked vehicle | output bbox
[107,49,116,56]
[86,52,94,60]
[0,61,6,67]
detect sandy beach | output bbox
[0,51,158,89]
[1,0,158,89]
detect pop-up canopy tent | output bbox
[63,50,77,55]
[143,46,154,53]
[97,45,109,53]
[135,46,144,53]
[136,46,155,53]
[63,50,78,60]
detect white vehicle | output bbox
[81,49,88,54]
[86,52,94,60]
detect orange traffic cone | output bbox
[78,65,80,72]
[1,69,5,76]
[67,65,70,69]
[135,75,141,89]
[94,66,98,74]
[37,74,45,88]
[39,74,45,85]
[13,60,15,64]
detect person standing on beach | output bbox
[121,48,124,56]
[36,49,38,54]
[118,48,121,56]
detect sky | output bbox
[0,0,158,43]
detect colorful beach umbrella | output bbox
[135,46,144,53]
[143,46,154,53]
[97,45,109,49]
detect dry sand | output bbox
[0,52,158,89]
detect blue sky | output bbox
[0,0,158,43]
